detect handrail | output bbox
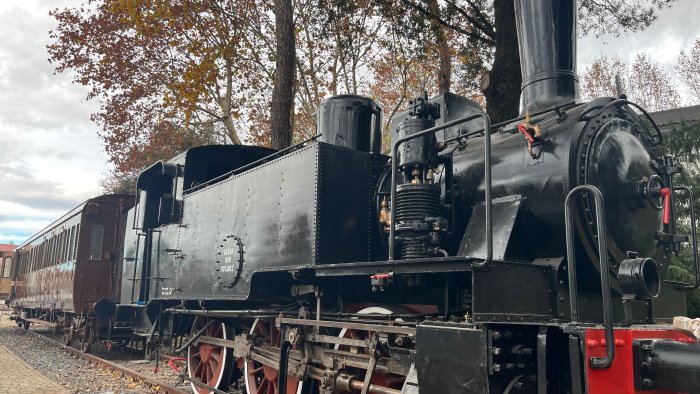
[184,133,321,194]
[664,185,700,290]
[564,184,614,369]
[388,112,492,265]
[579,99,663,145]
[129,231,142,303]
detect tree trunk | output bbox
[484,0,521,123]
[221,61,242,145]
[426,0,451,94]
[270,0,295,150]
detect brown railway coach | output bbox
[10,194,133,330]
[0,244,15,303]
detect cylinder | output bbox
[618,257,660,300]
[635,340,700,392]
[397,118,437,170]
[514,0,580,113]
[317,95,382,153]
[395,183,441,259]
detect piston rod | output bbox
[335,373,402,394]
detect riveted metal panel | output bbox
[163,144,319,300]
[151,142,384,301]
[416,324,489,393]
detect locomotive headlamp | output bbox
[618,253,661,300]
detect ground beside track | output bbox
[0,314,181,393]
[0,343,68,394]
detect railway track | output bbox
[25,329,189,394]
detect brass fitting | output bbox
[379,196,391,232]
[411,166,422,184]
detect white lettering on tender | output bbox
[161,287,175,296]
[221,265,238,273]
[221,247,235,255]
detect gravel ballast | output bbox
[0,315,181,393]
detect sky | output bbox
[0,1,108,244]
[0,0,699,245]
[577,0,700,78]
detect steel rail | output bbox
[25,330,187,394]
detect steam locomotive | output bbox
[112,0,700,392]
[10,0,700,392]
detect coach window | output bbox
[1,257,11,277]
[74,224,80,260]
[62,231,68,262]
[49,237,54,266]
[59,232,65,262]
[48,238,54,267]
[35,245,40,271]
[89,223,104,260]
[69,226,76,260]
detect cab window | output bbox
[89,224,104,260]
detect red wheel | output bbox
[187,317,234,394]
[334,307,406,390]
[244,318,306,394]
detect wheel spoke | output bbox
[194,360,204,377]
[333,307,407,391]
[250,366,264,375]
[246,318,304,394]
[188,319,234,394]
[206,364,213,384]
[256,378,267,394]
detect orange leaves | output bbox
[49,0,275,185]
[50,0,496,187]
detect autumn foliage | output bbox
[49,0,276,189]
[48,0,683,191]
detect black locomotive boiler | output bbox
[118,0,700,393]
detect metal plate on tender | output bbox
[215,234,244,290]
[473,259,559,323]
[415,324,488,393]
[458,195,524,260]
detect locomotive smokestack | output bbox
[514,0,579,113]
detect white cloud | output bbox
[0,219,51,231]
[0,1,109,245]
[0,200,64,220]
[578,0,700,71]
